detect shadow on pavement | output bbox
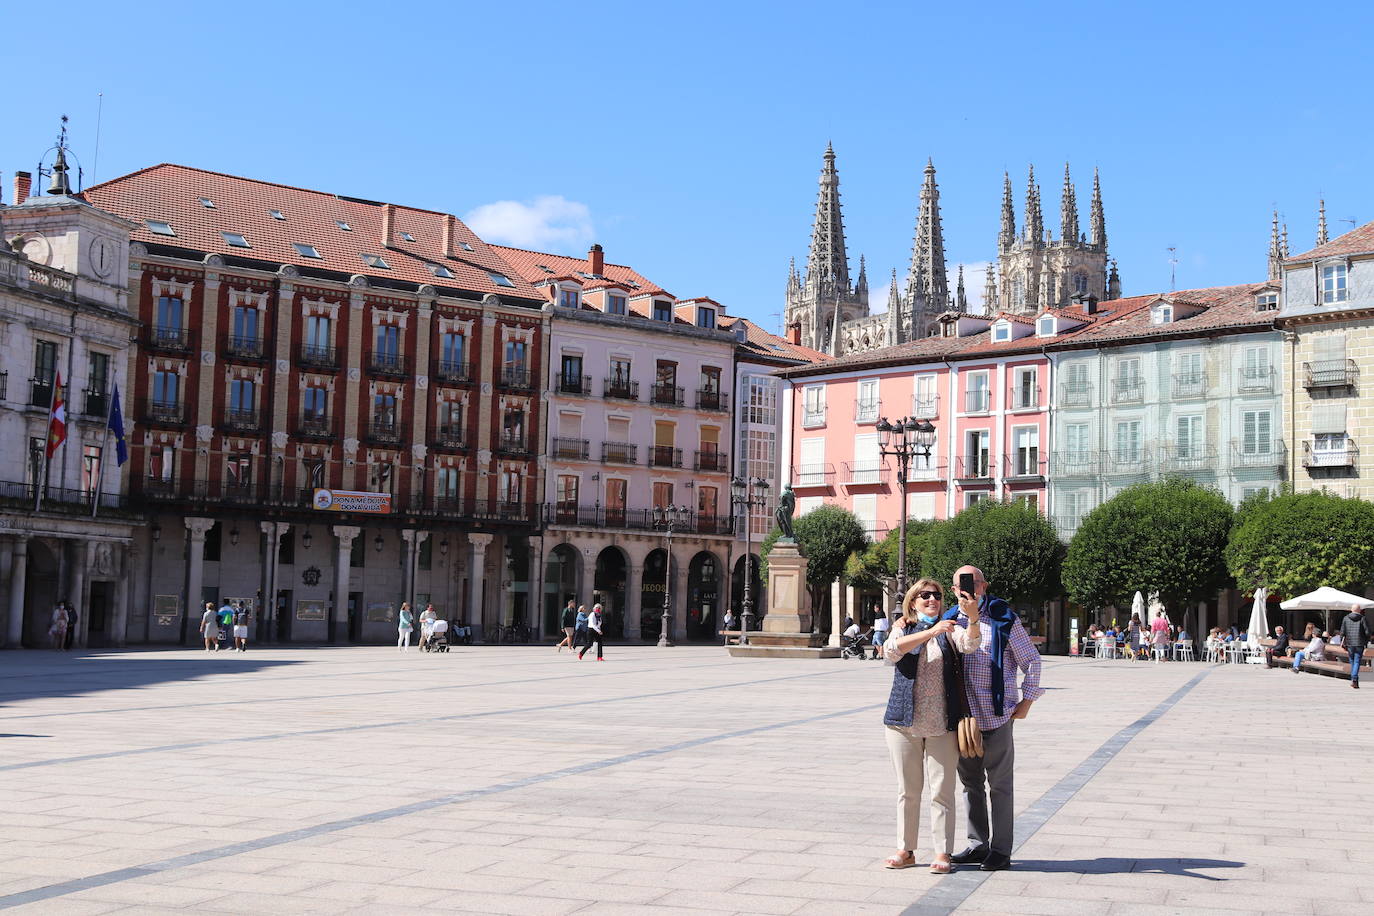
[0,655,308,707]
[1009,857,1244,880]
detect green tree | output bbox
[760,504,869,613]
[1063,478,1233,614]
[845,519,934,604]
[1226,489,1374,597]
[921,500,1063,606]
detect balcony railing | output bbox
[368,416,400,444]
[298,413,332,437]
[1111,377,1144,404]
[1003,453,1046,479]
[1231,439,1286,468]
[542,503,732,535]
[651,383,684,406]
[906,462,946,482]
[955,455,993,480]
[1059,385,1092,408]
[29,377,57,408]
[964,390,991,414]
[497,433,529,454]
[696,389,729,412]
[802,407,826,428]
[557,374,592,395]
[842,459,887,485]
[1052,451,1100,477]
[861,521,890,541]
[694,449,728,472]
[0,480,126,513]
[435,360,471,383]
[1172,373,1208,399]
[499,366,533,390]
[369,352,406,376]
[148,325,189,351]
[1237,366,1275,393]
[299,344,338,369]
[603,378,639,401]
[1054,516,1086,540]
[648,445,683,468]
[82,388,109,418]
[430,497,536,525]
[912,394,939,419]
[601,441,637,465]
[1160,444,1217,473]
[141,398,185,424]
[1010,386,1040,411]
[435,423,465,448]
[794,463,835,487]
[854,398,880,423]
[1302,439,1359,468]
[1105,449,1151,475]
[0,371,6,401]
[553,437,590,460]
[222,480,261,504]
[225,334,265,359]
[1303,359,1357,389]
[224,407,260,431]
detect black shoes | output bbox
[950,846,988,865]
[980,852,1012,871]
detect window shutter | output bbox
[1312,403,1347,434]
[1313,335,1347,362]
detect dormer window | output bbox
[199,197,216,209]
[558,288,580,308]
[607,294,627,315]
[221,232,250,248]
[1321,263,1349,304]
[653,300,673,322]
[488,272,515,288]
[1036,316,1055,337]
[697,307,716,329]
[429,264,453,279]
[991,321,1011,342]
[293,243,322,259]
[145,220,176,237]
[460,242,474,252]
[269,209,285,220]
[399,231,415,242]
[1151,304,1173,325]
[361,253,391,269]
[1255,293,1279,312]
[336,221,352,232]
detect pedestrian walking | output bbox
[200,601,220,651]
[63,602,79,651]
[217,600,235,650]
[556,599,576,652]
[948,565,1044,872]
[397,602,414,651]
[233,602,251,652]
[880,579,972,874]
[873,603,892,659]
[48,601,70,651]
[572,604,589,656]
[1339,604,1370,689]
[578,604,604,661]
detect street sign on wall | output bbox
[312,489,392,514]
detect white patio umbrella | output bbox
[1147,591,1167,626]
[1279,586,1374,633]
[1131,591,1146,624]
[1245,587,1269,648]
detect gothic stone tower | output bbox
[995,164,1117,314]
[891,159,951,342]
[785,143,868,353]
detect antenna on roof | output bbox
[92,92,104,185]
[1167,246,1178,291]
[1337,217,1357,230]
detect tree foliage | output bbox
[1063,478,1233,613]
[760,504,869,610]
[1225,489,1374,597]
[921,500,1063,606]
[845,519,934,600]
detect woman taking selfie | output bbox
[881,578,976,874]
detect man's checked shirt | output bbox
[952,604,1044,731]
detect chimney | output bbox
[787,322,801,345]
[1071,293,1099,315]
[13,171,32,204]
[381,203,395,249]
[588,243,604,276]
[442,214,456,259]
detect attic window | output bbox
[336,221,352,231]
[488,271,516,288]
[1151,304,1173,325]
[607,294,627,315]
[1036,316,1055,337]
[399,231,415,242]
[1255,293,1279,312]
[221,232,251,249]
[269,209,285,220]
[429,264,454,279]
[361,253,391,269]
[624,280,640,289]
[653,300,673,322]
[145,220,176,237]
[460,242,474,252]
[198,197,216,209]
[536,264,555,274]
[991,322,1011,342]
[292,243,322,259]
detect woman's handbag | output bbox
[952,652,984,759]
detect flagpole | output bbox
[91,384,115,519]
[36,371,58,514]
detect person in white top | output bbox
[843,618,861,640]
[1291,632,1325,673]
[578,604,605,661]
[873,606,892,659]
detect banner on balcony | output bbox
[312,488,392,514]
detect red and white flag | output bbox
[46,370,66,459]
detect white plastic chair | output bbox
[1176,639,1196,662]
[1098,637,1118,660]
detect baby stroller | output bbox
[421,619,450,653]
[841,630,875,660]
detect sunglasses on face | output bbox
[917,591,943,600]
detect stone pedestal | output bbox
[728,541,839,659]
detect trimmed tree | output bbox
[845,519,934,607]
[761,504,869,616]
[921,500,1063,606]
[1226,489,1374,597]
[1063,478,1233,615]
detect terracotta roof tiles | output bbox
[1287,220,1374,264]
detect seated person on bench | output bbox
[1291,631,1325,674]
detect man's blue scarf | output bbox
[946,595,1017,716]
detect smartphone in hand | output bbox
[958,572,976,599]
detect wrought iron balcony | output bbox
[299,344,338,369]
[434,423,465,448]
[603,378,639,401]
[1052,450,1100,477]
[222,480,261,504]
[225,334,265,359]
[861,521,890,541]
[912,394,939,418]
[368,415,401,444]
[854,398,880,423]
[1237,366,1275,393]
[1302,439,1358,468]
[648,446,683,468]
[368,352,406,376]
[1010,386,1041,411]
[696,389,729,412]
[557,374,592,395]
[1231,439,1286,469]
[1059,385,1092,408]
[497,433,529,454]
[1111,377,1144,404]
[955,455,993,480]
[802,406,826,428]
[148,325,190,351]
[842,459,887,485]
[553,437,590,460]
[498,366,533,390]
[694,449,728,472]
[1303,359,1357,389]
[223,407,260,431]
[298,413,332,438]
[0,370,6,401]
[541,503,731,535]
[906,462,947,482]
[29,376,57,408]
[1104,448,1151,476]
[1054,516,1086,540]
[1003,453,1046,480]
[82,388,109,418]
[793,463,835,487]
[601,441,638,465]
[964,390,991,414]
[651,383,684,406]
[1172,373,1208,399]
[1160,444,1217,473]
[435,359,471,383]
[141,398,185,424]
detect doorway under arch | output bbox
[687,551,722,641]
[640,548,668,642]
[22,539,61,648]
[542,543,581,636]
[730,553,764,628]
[593,546,628,640]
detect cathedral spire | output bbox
[1267,211,1282,281]
[1089,168,1106,249]
[1024,164,1043,246]
[1060,163,1079,243]
[955,265,967,311]
[1317,199,1328,246]
[999,171,1016,251]
[1281,222,1290,258]
[983,263,997,314]
[905,158,950,315]
[1107,259,1121,299]
[886,269,902,344]
[804,143,851,296]
[856,254,868,296]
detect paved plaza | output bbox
[0,646,1370,915]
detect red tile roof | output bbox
[721,315,829,364]
[491,244,667,301]
[83,163,541,299]
[1287,220,1374,264]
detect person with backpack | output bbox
[1339,604,1371,689]
[556,599,577,652]
[578,604,604,661]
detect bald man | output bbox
[1339,604,1370,689]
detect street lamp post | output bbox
[730,475,770,646]
[652,504,688,647]
[875,417,937,615]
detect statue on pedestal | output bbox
[774,484,797,542]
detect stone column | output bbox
[0,537,13,649]
[74,541,97,649]
[112,545,131,647]
[185,518,215,645]
[401,530,428,613]
[528,535,543,639]
[671,546,689,643]
[258,521,289,642]
[331,526,360,643]
[468,533,493,640]
[5,536,28,648]
[625,564,641,641]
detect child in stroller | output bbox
[840,624,875,660]
[420,618,450,652]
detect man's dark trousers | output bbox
[957,721,1015,856]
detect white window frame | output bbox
[855,378,879,423]
[965,370,991,414]
[1036,316,1055,337]
[1321,263,1349,304]
[1012,425,1040,477]
[802,384,826,427]
[992,321,1011,342]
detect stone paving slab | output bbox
[0,646,1368,914]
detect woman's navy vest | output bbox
[882,620,961,731]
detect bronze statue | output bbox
[774,484,797,542]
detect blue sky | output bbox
[6,0,1372,330]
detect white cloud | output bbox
[463,195,594,249]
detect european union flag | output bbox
[108,383,128,466]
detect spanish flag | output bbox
[46,370,66,459]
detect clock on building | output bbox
[90,236,117,278]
